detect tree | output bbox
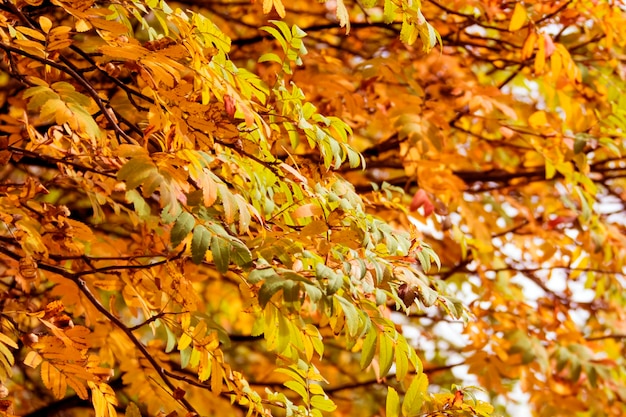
[0,0,624,415]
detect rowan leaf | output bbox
[230,239,253,269]
[402,373,428,416]
[211,235,230,273]
[191,225,211,264]
[360,326,377,369]
[509,3,527,32]
[386,386,400,417]
[310,395,337,412]
[378,333,394,377]
[259,276,285,307]
[3,1,625,416]
[117,157,157,190]
[125,403,142,417]
[171,211,195,247]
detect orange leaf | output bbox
[293,203,323,219]
[521,31,537,60]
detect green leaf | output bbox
[125,402,142,417]
[303,282,323,303]
[24,87,61,114]
[360,326,377,369]
[375,288,387,305]
[379,333,394,377]
[258,52,282,64]
[211,235,230,274]
[125,190,151,218]
[273,20,294,43]
[117,157,157,190]
[259,276,285,307]
[336,296,360,337]
[316,263,342,295]
[402,373,428,416]
[247,266,278,284]
[161,203,182,224]
[260,25,288,53]
[386,387,400,417]
[284,380,309,402]
[274,366,307,385]
[230,239,253,269]
[415,249,431,271]
[273,313,291,353]
[400,19,417,45]
[383,0,397,23]
[574,135,586,154]
[191,225,211,264]
[171,211,195,247]
[164,324,177,353]
[395,339,409,380]
[310,395,337,412]
[346,148,362,168]
[291,24,307,39]
[415,279,438,307]
[282,280,300,303]
[180,346,192,369]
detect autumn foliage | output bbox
[0,0,625,416]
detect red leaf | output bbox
[224,94,236,118]
[409,189,428,211]
[543,33,556,57]
[409,189,434,216]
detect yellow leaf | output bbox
[89,382,118,417]
[556,44,581,82]
[534,34,546,73]
[263,0,285,17]
[16,26,47,42]
[336,0,351,33]
[557,90,572,119]
[198,350,211,381]
[509,3,527,32]
[75,19,91,32]
[39,16,52,34]
[545,159,556,179]
[178,332,192,351]
[528,110,548,128]
[24,351,43,368]
[273,0,286,18]
[0,333,17,349]
[14,39,45,56]
[550,50,562,80]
